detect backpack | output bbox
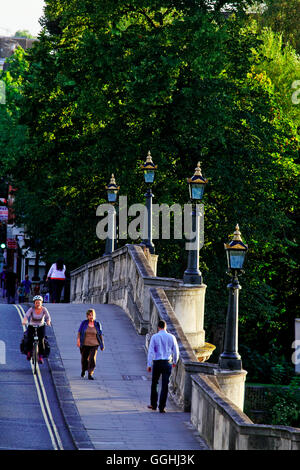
[43,336,50,357]
[20,330,29,355]
[20,309,51,358]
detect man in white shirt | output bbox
[147,320,179,413]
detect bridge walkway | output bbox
[47,303,208,450]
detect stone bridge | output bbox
[70,244,300,450]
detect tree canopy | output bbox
[0,0,299,380]
[14,30,36,39]
[252,0,300,53]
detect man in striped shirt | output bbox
[147,320,179,413]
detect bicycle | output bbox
[31,325,41,375]
[30,323,51,374]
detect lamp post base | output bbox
[143,241,155,254]
[183,269,202,285]
[218,353,243,371]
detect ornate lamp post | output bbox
[219,224,248,371]
[183,162,207,285]
[104,174,119,255]
[140,151,157,254]
[106,173,120,204]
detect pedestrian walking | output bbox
[0,265,6,298]
[40,274,50,302]
[5,267,17,304]
[77,309,104,380]
[147,320,179,413]
[17,282,25,303]
[21,274,32,302]
[46,258,66,303]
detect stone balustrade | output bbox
[0,36,37,58]
[71,244,182,333]
[191,373,300,450]
[70,243,300,449]
[70,244,209,410]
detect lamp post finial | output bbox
[146,151,153,164]
[233,224,242,242]
[194,162,203,177]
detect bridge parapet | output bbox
[70,244,206,340]
[70,244,300,448]
[191,374,300,450]
[70,244,213,410]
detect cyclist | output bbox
[22,295,51,364]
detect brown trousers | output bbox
[80,345,98,375]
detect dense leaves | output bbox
[0,0,299,381]
[253,0,300,53]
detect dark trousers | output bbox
[150,360,172,411]
[27,325,45,355]
[7,287,15,304]
[50,279,65,303]
[80,345,98,375]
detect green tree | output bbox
[0,47,28,180]
[14,30,36,39]
[252,0,300,53]
[1,0,299,381]
[249,23,300,128]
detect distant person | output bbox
[77,309,104,380]
[0,266,6,298]
[33,283,41,296]
[21,274,32,302]
[17,281,25,303]
[147,320,179,413]
[46,258,66,303]
[40,274,48,295]
[40,274,50,302]
[5,267,17,304]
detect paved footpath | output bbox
[47,303,209,450]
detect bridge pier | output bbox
[164,284,206,349]
[214,369,247,411]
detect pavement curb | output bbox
[46,325,95,450]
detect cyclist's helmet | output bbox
[33,295,43,302]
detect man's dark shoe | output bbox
[159,409,166,413]
[147,405,157,410]
[81,371,85,378]
[88,374,94,380]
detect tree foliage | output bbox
[251,25,300,128]
[14,30,36,39]
[252,0,300,53]
[0,0,299,380]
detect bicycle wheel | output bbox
[32,342,39,375]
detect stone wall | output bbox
[71,244,182,334]
[191,374,300,450]
[70,244,210,410]
[147,286,211,411]
[70,244,300,448]
[71,244,208,346]
[0,37,37,58]
[70,245,246,411]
